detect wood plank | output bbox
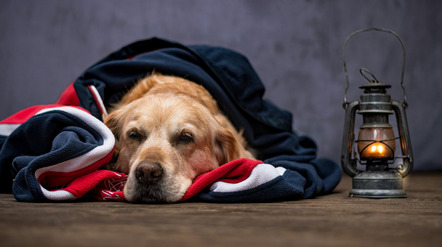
[0,173,441,247]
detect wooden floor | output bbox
[1,173,441,247]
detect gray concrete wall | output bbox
[1,0,441,171]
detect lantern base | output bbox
[350,171,406,198]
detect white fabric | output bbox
[209,163,287,193]
[0,123,20,136]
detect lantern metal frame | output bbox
[341,28,414,198]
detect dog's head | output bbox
[104,75,253,203]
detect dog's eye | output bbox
[128,130,144,141]
[177,132,194,144]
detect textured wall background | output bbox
[1,0,441,171]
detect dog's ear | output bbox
[104,110,122,140]
[213,114,256,165]
[214,112,251,165]
[103,110,122,171]
[214,126,240,165]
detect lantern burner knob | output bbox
[358,68,391,93]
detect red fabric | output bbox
[56,83,80,106]
[180,158,262,201]
[61,169,126,201]
[0,105,88,124]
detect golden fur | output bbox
[104,73,255,203]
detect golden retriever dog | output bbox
[104,73,255,203]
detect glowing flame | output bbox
[377,145,384,153]
[370,144,384,154]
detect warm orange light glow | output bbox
[377,144,384,153]
[357,127,396,160]
[369,143,385,155]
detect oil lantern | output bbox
[341,28,414,198]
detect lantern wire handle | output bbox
[342,28,407,108]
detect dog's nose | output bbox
[135,161,163,184]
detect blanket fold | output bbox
[0,37,342,202]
